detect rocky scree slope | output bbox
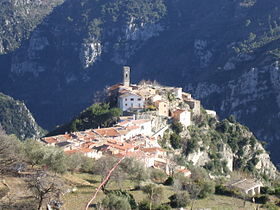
[1,0,280,164]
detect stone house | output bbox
[172,109,191,127]
[154,100,169,117]
[118,92,145,111]
[227,179,263,196]
[183,98,201,115]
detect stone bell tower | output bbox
[123,66,130,87]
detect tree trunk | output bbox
[38,197,44,210]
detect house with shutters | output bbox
[118,91,145,112]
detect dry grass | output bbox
[61,173,175,209]
[61,173,271,210]
[192,195,265,210]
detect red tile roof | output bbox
[106,142,135,151]
[42,137,57,144]
[108,83,122,91]
[141,147,165,153]
[93,128,121,137]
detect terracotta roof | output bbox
[118,89,130,94]
[154,100,168,105]
[118,130,130,135]
[132,119,150,125]
[79,148,93,154]
[117,120,131,126]
[93,128,121,137]
[113,153,126,158]
[108,83,122,91]
[106,142,135,151]
[141,147,165,153]
[126,125,140,131]
[177,169,191,173]
[65,148,93,155]
[107,139,117,144]
[173,109,187,116]
[119,91,142,98]
[42,137,57,144]
[81,142,96,148]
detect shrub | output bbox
[138,200,153,210]
[254,195,269,204]
[142,184,165,206]
[164,177,174,186]
[198,180,215,199]
[260,186,275,195]
[169,192,190,208]
[171,121,183,134]
[101,194,131,210]
[274,186,280,197]
[170,133,181,149]
[262,202,278,210]
[155,204,172,210]
[107,190,137,209]
[184,138,199,155]
[227,115,236,123]
[215,185,235,196]
[216,120,230,133]
[149,168,167,183]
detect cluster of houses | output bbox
[41,66,266,196]
[41,66,203,177]
[108,66,205,127]
[42,117,189,176]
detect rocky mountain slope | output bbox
[0,0,280,164]
[176,112,279,179]
[0,93,44,140]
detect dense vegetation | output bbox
[160,108,275,178]
[186,112,264,176]
[48,103,122,136]
[0,93,44,140]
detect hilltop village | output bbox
[41,66,216,177]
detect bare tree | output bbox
[28,171,66,210]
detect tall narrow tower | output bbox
[123,66,130,87]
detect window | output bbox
[131,98,134,101]
[138,98,141,101]
[125,98,127,101]
[131,103,133,107]
[139,103,141,107]
[125,103,128,106]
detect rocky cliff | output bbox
[166,111,279,179]
[0,0,280,165]
[0,93,44,140]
